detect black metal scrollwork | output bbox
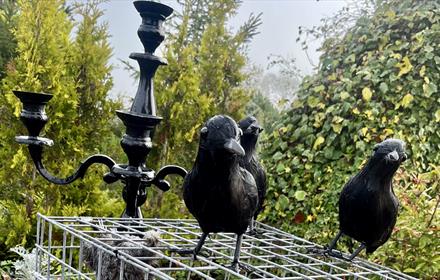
[14,1,187,219]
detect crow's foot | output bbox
[226,261,240,273]
[325,249,353,262]
[197,249,211,259]
[246,228,265,237]
[306,245,326,255]
[225,261,254,274]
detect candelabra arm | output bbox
[151,165,187,191]
[28,145,116,185]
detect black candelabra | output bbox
[14,1,186,219]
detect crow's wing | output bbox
[240,167,259,220]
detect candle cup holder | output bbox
[14,1,187,218]
[14,90,54,146]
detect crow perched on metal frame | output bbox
[182,115,259,271]
[326,138,407,261]
[238,116,267,234]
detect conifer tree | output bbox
[0,0,122,257]
[0,0,17,79]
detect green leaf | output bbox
[273,151,284,161]
[294,190,307,201]
[435,109,440,122]
[313,136,325,150]
[307,96,321,107]
[401,93,414,107]
[340,91,350,100]
[396,56,413,76]
[278,194,290,210]
[313,85,325,93]
[362,87,373,101]
[276,163,285,173]
[379,82,389,93]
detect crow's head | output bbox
[238,116,263,156]
[238,116,263,137]
[199,115,245,158]
[372,138,407,163]
[369,138,407,175]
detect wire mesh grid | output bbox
[34,213,417,280]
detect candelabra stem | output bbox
[13,1,188,220]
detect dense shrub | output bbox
[261,0,440,278]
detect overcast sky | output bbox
[101,0,347,98]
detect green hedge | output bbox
[261,1,440,278]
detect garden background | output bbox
[0,0,438,278]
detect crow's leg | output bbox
[347,243,366,261]
[227,234,243,272]
[326,230,342,252]
[320,230,345,258]
[169,232,209,260]
[247,218,257,235]
[247,218,264,236]
[193,232,208,258]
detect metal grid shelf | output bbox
[35,214,416,279]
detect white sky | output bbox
[101,0,347,98]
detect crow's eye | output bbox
[200,127,208,137]
[401,153,408,162]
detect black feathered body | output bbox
[239,136,266,219]
[184,151,258,234]
[339,170,399,253]
[338,139,405,254]
[183,115,259,236]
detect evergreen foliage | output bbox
[0,0,17,79]
[0,0,123,259]
[262,0,439,277]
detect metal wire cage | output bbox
[34,214,417,280]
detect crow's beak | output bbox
[246,123,263,134]
[385,150,399,162]
[224,138,245,156]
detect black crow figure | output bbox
[238,116,266,234]
[326,138,407,261]
[182,115,259,272]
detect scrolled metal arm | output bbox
[151,165,187,191]
[28,145,116,185]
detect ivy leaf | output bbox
[307,96,320,107]
[422,82,437,96]
[276,163,286,173]
[435,109,440,122]
[379,82,389,93]
[277,194,290,210]
[313,136,325,150]
[419,65,426,77]
[396,56,413,76]
[294,190,307,201]
[362,87,373,101]
[340,91,350,100]
[401,93,414,107]
[273,151,284,161]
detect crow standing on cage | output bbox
[182,115,259,272]
[238,116,266,234]
[325,138,407,260]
